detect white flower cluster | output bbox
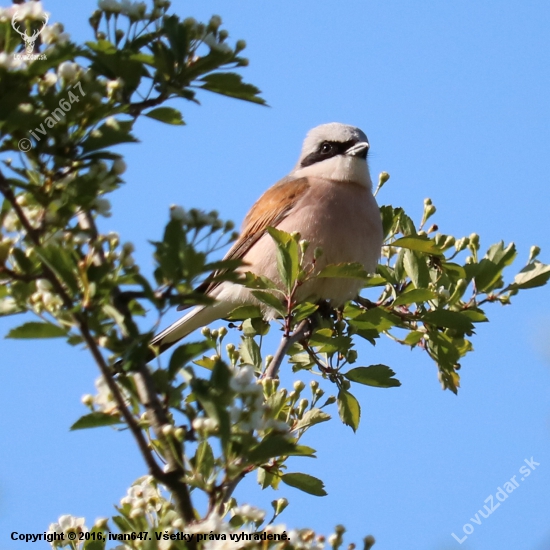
[82,376,130,416]
[2,195,42,232]
[229,365,289,435]
[57,61,80,83]
[203,33,232,55]
[120,476,163,519]
[0,2,48,22]
[98,0,147,20]
[0,52,25,70]
[286,528,326,550]
[232,504,265,523]
[30,278,63,313]
[42,22,70,46]
[48,515,88,548]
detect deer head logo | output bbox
[11,11,49,54]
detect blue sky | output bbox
[1,1,549,549]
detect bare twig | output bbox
[264,319,310,379]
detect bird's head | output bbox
[293,123,372,188]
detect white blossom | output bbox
[42,72,58,88]
[0,52,24,71]
[120,0,147,20]
[57,61,79,81]
[42,23,70,46]
[98,0,122,14]
[229,365,260,395]
[169,205,188,222]
[12,1,48,20]
[233,504,265,523]
[203,33,232,54]
[48,515,88,546]
[120,476,162,512]
[112,158,127,175]
[93,197,111,217]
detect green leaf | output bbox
[509,261,550,290]
[281,473,327,497]
[248,435,300,463]
[199,73,266,105]
[292,302,319,323]
[403,331,424,346]
[393,288,437,306]
[422,310,475,334]
[349,308,398,332]
[227,305,263,320]
[144,107,184,125]
[294,408,331,431]
[317,262,371,279]
[35,245,79,293]
[242,272,279,290]
[6,321,67,339]
[267,227,299,293]
[309,329,352,354]
[70,412,122,430]
[80,120,138,153]
[392,235,444,255]
[196,440,214,479]
[168,341,212,378]
[251,290,286,316]
[239,336,262,368]
[403,249,430,289]
[337,389,361,431]
[475,242,517,292]
[345,365,401,388]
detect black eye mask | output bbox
[300,139,366,168]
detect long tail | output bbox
[150,301,234,357]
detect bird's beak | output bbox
[346,141,369,158]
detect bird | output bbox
[151,122,383,355]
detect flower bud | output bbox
[310,380,319,392]
[201,327,211,338]
[454,237,469,252]
[235,39,246,53]
[443,235,455,249]
[226,343,235,353]
[81,394,94,407]
[313,247,323,259]
[94,517,109,529]
[112,158,126,175]
[469,233,480,249]
[218,326,228,338]
[272,497,288,516]
[528,245,541,263]
[161,424,173,436]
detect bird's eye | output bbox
[320,142,334,154]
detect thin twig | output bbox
[76,208,196,524]
[263,319,310,379]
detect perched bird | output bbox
[151,123,383,354]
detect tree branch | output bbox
[263,319,310,379]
